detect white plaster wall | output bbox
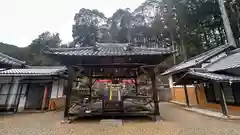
[18,84,27,112]
[169,75,195,88]
[0,84,10,105]
[57,79,64,97]
[0,77,22,107]
[6,79,20,109]
[51,80,59,98]
[0,77,13,84]
[168,75,173,88]
[51,79,65,99]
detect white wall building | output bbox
[0,67,67,113]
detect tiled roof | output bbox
[206,48,240,72]
[0,53,26,67]
[187,71,240,82]
[0,66,66,76]
[44,42,174,56]
[0,69,6,71]
[162,45,235,75]
[175,69,240,85]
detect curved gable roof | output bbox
[44,43,174,57]
[162,45,235,75]
[206,48,240,72]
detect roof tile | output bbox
[0,66,66,76]
[162,45,235,75]
[44,43,174,57]
[0,53,26,67]
[206,48,240,72]
[188,71,240,82]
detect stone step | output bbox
[100,119,123,126]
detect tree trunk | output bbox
[217,0,237,47]
[181,38,187,60]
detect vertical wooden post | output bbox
[56,79,60,98]
[150,68,160,120]
[64,66,74,119]
[41,86,48,112]
[183,84,190,107]
[89,68,92,102]
[135,68,139,94]
[16,84,23,113]
[219,83,228,116]
[195,85,200,105]
[134,76,138,94]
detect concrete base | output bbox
[60,119,71,124]
[155,115,164,122]
[170,102,240,120]
[183,107,240,120]
[100,119,123,126]
[170,101,198,107]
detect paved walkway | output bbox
[1,102,240,135]
[160,102,240,128]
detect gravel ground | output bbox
[1,102,240,135]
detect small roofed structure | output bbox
[162,45,237,109]
[0,67,66,77]
[0,66,67,113]
[173,48,240,117]
[162,45,235,76]
[174,67,240,116]
[43,42,174,122]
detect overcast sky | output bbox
[0,0,145,47]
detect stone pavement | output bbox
[170,101,240,120]
[1,102,240,135]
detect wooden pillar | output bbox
[89,68,92,102]
[150,69,160,118]
[41,86,48,112]
[183,84,190,107]
[134,76,138,94]
[219,83,228,116]
[195,85,200,105]
[64,66,74,118]
[135,68,139,94]
[15,84,23,112]
[56,79,60,98]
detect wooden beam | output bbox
[76,63,146,68]
[195,85,200,105]
[41,86,48,112]
[64,66,74,119]
[16,84,24,112]
[134,75,138,94]
[89,68,92,102]
[91,76,136,79]
[184,84,190,107]
[149,68,160,120]
[219,83,228,116]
